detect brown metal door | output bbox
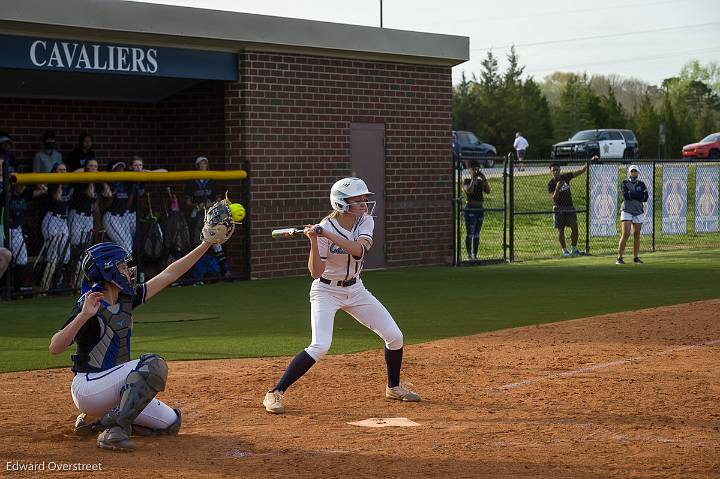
[350,123,385,269]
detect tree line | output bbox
[453,49,720,159]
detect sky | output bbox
[125,0,719,87]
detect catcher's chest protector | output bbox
[86,299,133,370]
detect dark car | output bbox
[453,130,497,168]
[551,129,639,160]
[682,132,720,159]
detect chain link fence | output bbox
[454,157,720,264]
[1,166,250,299]
[453,156,507,264]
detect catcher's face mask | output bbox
[115,259,138,293]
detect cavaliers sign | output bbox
[0,34,238,80]
[30,40,159,73]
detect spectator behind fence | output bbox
[66,131,96,172]
[184,156,217,240]
[128,155,166,255]
[0,245,10,282]
[9,181,48,290]
[616,164,649,265]
[69,158,110,258]
[42,162,73,288]
[184,156,231,278]
[548,161,588,257]
[33,130,63,173]
[462,161,490,260]
[0,132,22,174]
[513,132,528,171]
[130,155,167,173]
[103,161,134,253]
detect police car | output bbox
[551,129,639,160]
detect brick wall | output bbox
[0,81,226,172]
[0,98,156,170]
[156,81,226,171]
[233,52,453,278]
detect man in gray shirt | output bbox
[33,130,63,173]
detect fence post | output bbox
[2,159,10,299]
[508,153,515,262]
[585,160,590,254]
[242,160,252,279]
[453,156,459,266]
[503,155,507,262]
[652,160,656,252]
[135,194,143,284]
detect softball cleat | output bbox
[386,383,421,402]
[263,391,285,414]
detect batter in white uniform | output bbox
[262,177,421,414]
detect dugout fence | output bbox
[1,165,250,299]
[454,156,720,264]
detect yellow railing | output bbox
[11,170,248,185]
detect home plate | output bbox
[348,417,421,428]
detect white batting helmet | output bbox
[330,177,375,214]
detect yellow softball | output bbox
[229,203,246,222]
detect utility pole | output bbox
[380,0,383,28]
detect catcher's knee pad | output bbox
[134,353,169,392]
[102,354,168,432]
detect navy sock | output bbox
[273,351,316,393]
[472,237,479,256]
[385,347,403,388]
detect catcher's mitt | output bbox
[201,193,242,244]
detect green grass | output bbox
[1,249,719,373]
[457,164,720,261]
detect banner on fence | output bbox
[637,163,654,235]
[590,164,618,237]
[662,164,688,234]
[695,165,719,233]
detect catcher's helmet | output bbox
[330,177,375,214]
[81,242,136,296]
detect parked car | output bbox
[453,130,497,168]
[682,132,720,159]
[551,129,639,160]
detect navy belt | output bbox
[320,277,357,287]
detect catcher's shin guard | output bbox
[100,354,168,434]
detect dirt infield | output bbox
[2,300,719,478]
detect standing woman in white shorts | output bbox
[262,177,420,414]
[617,165,649,264]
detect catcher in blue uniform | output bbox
[49,196,241,452]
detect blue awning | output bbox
[0,34,238,81]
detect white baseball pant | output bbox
[68,210,94,246]
[8,227,28,265]
[103,212,134,253]
[71,358,178,429]
[305,278,403,361]
[41,212,70,264]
